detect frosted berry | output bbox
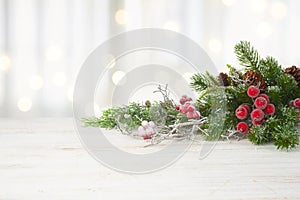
[236,122,249,134]
[193,111,200,119]
[143,135,151,140]
[148,121,155,128]
[294,98,300,108]
[240,104,250,113]
[187,105,195,112]
[264,104,275,115]
[179,98,186,105]
[252,120,263,126]
[175,105,180,110]
[247,85,260,98]
[186,112,194,119]
[141,121,149,128]
[259,94,269,102]
[251,109,264,121]
[186,97,193,101]
[235,106,248,120]
[289,100,295,107]
[254,97,268,109]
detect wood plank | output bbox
[0,118,300,199]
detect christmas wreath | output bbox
[82,41,300,150]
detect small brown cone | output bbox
[285,66,300,87]
[243,70,267,90]
[218,72,230,86]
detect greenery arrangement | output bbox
[82,41,300,150]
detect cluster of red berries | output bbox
[289,98,300,118]
[236,86,276,134]
[176,95,200,119]
[289,98,300,108]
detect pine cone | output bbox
[243,70,267,90]
[285,66,300,87]
[218,72,230,86]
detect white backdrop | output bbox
[0,0,299,117]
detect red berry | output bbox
[247,85,260,98]
[187,105,195,112]
[186,97,193,101]
[186,112,194,119]
[259,94,269,102]
[289,100,295,107]
[175,106,180,110]
[179,98,186,105]
[179,105,187,114]
[236,122,249,134]
[240,104,250,113]
[193,111,200,118]
[143,135,151,140]
[235,106,248,120]
[264,104,275,115]
[254,97,268,109]
[251,109,264,121]
[252,120,263,126]
[294,98,300,108]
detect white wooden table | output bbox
[1,118,300,200]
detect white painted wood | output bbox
[0,118,300,200]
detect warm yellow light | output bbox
[30,75,44,90]
[222,0,237,6]
[112,70,126,86]
[0,54,12,71]
[115,9,128,25]
[17,97,32,112]
[270,2,287,19]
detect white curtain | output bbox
[0,0,299,117]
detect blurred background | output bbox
[0,0,299,117]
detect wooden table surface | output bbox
[1,118,300,200]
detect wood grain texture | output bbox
[0,118,300,200]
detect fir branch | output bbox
[248,124,272,145]
[259,56,283,85]
[273,124,299,150]
[234,41,260,70]
[190,71,219,92]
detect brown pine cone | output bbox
[218,72,230,86]
[285,66,300,87]
[243,70,267,90]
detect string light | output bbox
[17,97,32,112]
[112,70,126,86]
[45,45,64,62]
[115,9,128,25]
[208,39,222,53]
[52,72,67,86]
[222,0,237,6]
[163,21,180,32]
[270,2,287,19]
[30,75,44,90]
[0,54,11,71]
